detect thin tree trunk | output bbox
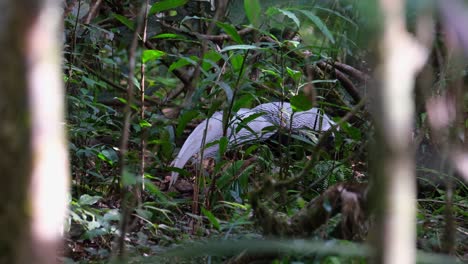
[373,0,429,263]
[0,0,69,263]
[0,2,32,262]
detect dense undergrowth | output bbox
[63,0,467,263]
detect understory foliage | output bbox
[63,0,466,263]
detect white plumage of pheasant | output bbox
[169,102,335,185]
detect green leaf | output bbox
[115,97,127,104]
[220,44,259,52]
[217,82,233,102]
[103,209,120,221]
[341,122,362,140]
[82,76,98,88]
[290,94,313,112]
[298,10,335,44]
[201,207,220,230]
[139,120,152,128]
[286,66,301,83]
[217,136,229,159]
[135,209,153,220]
[142,49,166,63]
[144,180,172,205]
[122,169,137,187]
[216,22,243,44]
[149,0,188,15]
[244,0,261,27]
[315,7,357,28]
[277,8,300,28]
[261,68,280,78]
[111,13,135,30]
[234,112,266,133]
[150,33,185,39]
[176,110,199,137]
[232,94,254,112]
[297,197,306,209]
[202,51,222,71]
[230,54,244,73]
[97,149,118,165]
[168,57,197,72]
[79,194,102,205]
[217,161,244,189]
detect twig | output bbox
[79,61,164,105]
[79,62,126,92]
[373,0,429,262]
[66,0,81,92]
[332,61,370,83]
[84,0,103,24]
[417,199,468,209]
[297,96,367,179]
[114,1,147,259]
[191,0,230,226]
[144,41,191,85]
[63,0,79,18]
[138,0,150,204]
[317,61,361,102]
[158,19,254,42]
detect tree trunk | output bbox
[373,0,429,263]
[0,0,69,263]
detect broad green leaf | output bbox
[122,169,137,186]
[150,33,185,39]
[142,49,166,63]
[135,209,153,219]
[139,120,152,128]
[168,57,197,72]
[230,54,244,72]
[219,201,248,210]
[315,6,358,28]
[79,194,102,205]
[176,110,199,137]
[244,0,261,27]
[201,207,220,230]
[149,0,188,15]
[202,50,222,71]
[144,205,173,223]
[217,81,233,102]
[216,22,243,44]
[261,68,280,77]
[147,139,169,145]
[220,44,258,52]
[277,8,300,28]
[298,10,335,44]
[144,180,173,205]
[168,167,189,177]
[208,100,223,116]
[103,209,120,221]
[244,144,259,156]
[290,94,313,112]
[232,94,254,112]
[234,112,266,133]
[341,122,362,140]
[97,149,118,165]
[82,76,98,88]
[111,13,135,30]
[286,66,301,83]
[217,136,229,161]
[217,161,244,189]
[297,197,306,209]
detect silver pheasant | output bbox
[169,102,335,185]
